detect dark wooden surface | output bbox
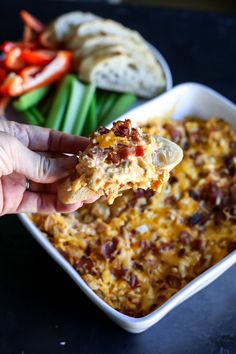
[0,2,236,353]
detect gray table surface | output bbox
[0,2,236,353]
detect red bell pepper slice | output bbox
[0,51,71,96]
[20,10,45,33]
[19,65,42,80]
[5,47,26,71]
[21,49,56,66]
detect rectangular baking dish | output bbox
[19,82,236,333]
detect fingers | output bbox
[0,120,89,154]
[0,132,77,183]
[16,191,83,213]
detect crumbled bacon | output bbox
[165,196,177,205]
[189,189,201,201]
[166,274,181,288]
[169,175,178,184]
[127,273,139,289]
[179,231,191,245]
[177,248,186,257]
[191,238,204,251]
[111,266,127,279]
[133,188,155,199]
[131,128,141,143]
[201,183,222,206]
[118,146,130,160]
[101,237,118,259]
[97,127,109,135]
[75,257,94,275]
[112,120,131,137]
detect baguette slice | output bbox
[58,120,183,205]
[78,47,165,98]
[73,34,160,69]
[40,11,100,48]
[66,19,143,50]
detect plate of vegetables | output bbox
[0,10,172,136]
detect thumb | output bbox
[0,132,77,183]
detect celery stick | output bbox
[82,93,97,136]
[61,76,84,134]
[13,86,51,111]
[40,92,54,116]
[22,109,39,126]
[96,90,109,118]
[97,92,119,123]
[72,84,95,136]
[45,75,72,130]
[100,93,136,127]
[29,107,46,126]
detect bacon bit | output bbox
[166,274,181,288]
[191,238,204,251]
[131,128,141,143]
[201,183,222,206]
[165,195,177,206]
[118,146,130,160]
[133,262,144,271]
[75,257,94,275]
[177,248,186,257]
[138,240,153,258]
[101,237,118,259]
[112,120,131,137]
[135,146,144,157]
[169,175,178,184]
[187,212,210,226]
[127,273,139,289]
[159,242,175,252]
[106,151,120,164]
[189,189,201,201]
[133,188,155,199]
[96,127,109,136]
[111,265,127,279]
[179,231,191,245]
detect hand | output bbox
[0,119,89,215]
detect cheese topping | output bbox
[31,117,236,317]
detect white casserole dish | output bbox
[19,82,236,333]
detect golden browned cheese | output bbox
[31,117,236,317]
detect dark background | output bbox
[0,1,236,353]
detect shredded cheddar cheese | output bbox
[30,117,236,317]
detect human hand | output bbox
[0,119,89,215]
